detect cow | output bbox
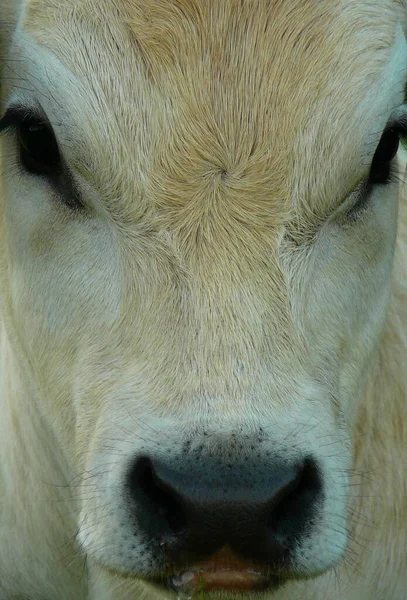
[0,1,406,599]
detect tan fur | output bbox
[0,1,406,599]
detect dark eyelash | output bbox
[347,162,400,221]
[0,104,85,212]
[0,106,43,134]
[0,109,18,133]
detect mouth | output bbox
[168,568,281,596]
[148,549,286,598]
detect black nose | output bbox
[127,453,322,566]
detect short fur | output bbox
[0,1,406,599]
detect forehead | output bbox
[18,0,406,217]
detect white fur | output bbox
[0,1,407,599]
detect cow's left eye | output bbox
[369,127,400,185]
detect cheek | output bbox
[291,189,398,404]
[1,184,122,381]
[311,190,398,339]
[307,243,392,344]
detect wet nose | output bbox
[127,454,322,566]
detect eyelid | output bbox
[0,104,48,134]
[0,103,85,212]
[385,104,407,134]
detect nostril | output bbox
[267,458,322,547]
[127,457,187,538]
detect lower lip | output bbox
[170,569,278,595]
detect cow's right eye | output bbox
[0,105,85,211]
[18,115,61,176]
